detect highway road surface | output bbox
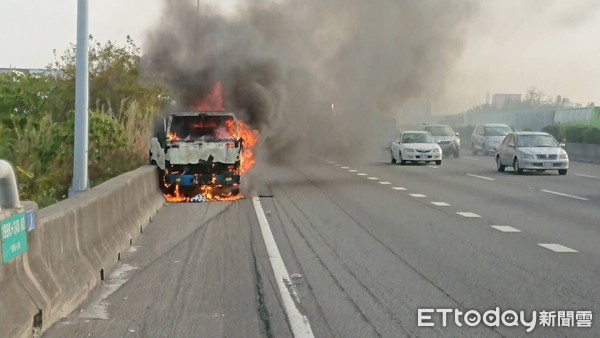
[45,153,600,337]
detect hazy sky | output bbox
[0,0,598,114]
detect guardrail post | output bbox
[0,159,22,211]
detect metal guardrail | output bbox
[0,159,21,210]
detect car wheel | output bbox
[399,151,406,165]
[453,149,460,158]
[435,160,442,166]
[558,169,567,175]
[513,158,523,174]
[390,150,396,164]
[496,156,505,172]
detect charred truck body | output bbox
[150,112,242,198]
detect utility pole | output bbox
[69,0,90,197]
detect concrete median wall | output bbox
[566,143,600,164]
[0,165,164,338]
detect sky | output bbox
[0,0,598,114]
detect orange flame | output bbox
[164,184,244,203]
[237,120,259,174]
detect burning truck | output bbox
[150,112,244,202]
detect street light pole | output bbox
[69,0,90,197]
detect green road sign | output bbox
[1,212,28,263]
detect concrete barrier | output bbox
[565,143,600,164]
[0,165,164,338]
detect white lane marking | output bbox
[576,174,599,179]
[409,194,426,198]
[348,169,358,172]
[367,177,379,180]
[392,187,407,190]
[457,212,481,218]
[431,202,450,207]
[341,166,349,169]
[379,181,391,185]
[538,243,578,253]
[427,165,438,169]
[328,161,336,164]
[463,156,480,161]
[466,173,495,181]
[491,225,521,233]
[252,197,315,337]
[540,189,589,201]
[357,173,367,176]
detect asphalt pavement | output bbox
[44,150,600,337]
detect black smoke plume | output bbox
[143,0,476,163]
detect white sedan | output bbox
[495,132,569,175]
[391,131,442,165]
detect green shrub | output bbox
[541,124,600,144]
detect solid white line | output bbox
[367,177,379,180]
[357,173,367,176]
[576,174,599,179]
[431,202,450,207]
[540,190,589,201]
[491,225,521,233]
[348,169,358,172]
[466,174,495,181]
[392,187,406,191]
[379,181,391,185]
[457,212,481,218]
[462,156,480,161]
[341,166,349,169]
[538,243,578,253]
[409,194,426,198]
[252,197,315,337]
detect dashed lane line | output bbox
[379,181,391,185]
[357,173,368,176]
[576,174,599,179]
[341,166,349,169]
[367,177,379,180]
[540,190,589,201]
[456,212,481,218]
[431,202,450,207]
[348,169,358,172]
[392,187,407,191]
[491,225,521,233]
[466,173,495,181]
[538,243,578,253]
[409,194,427,198]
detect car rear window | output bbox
[424,126,453,136]
[484,126,511,136]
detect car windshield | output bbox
[517,134,559,148]
[484,126,512,136]
[402,133,434,143]
[169,115,236,141]
[424,126,454,136]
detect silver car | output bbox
[471,123,512,155]
[423,124,460,158]
[495,132,569,175]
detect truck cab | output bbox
[150,112,242,197]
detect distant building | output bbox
[491,94,521,110]
[0,67,58,77]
